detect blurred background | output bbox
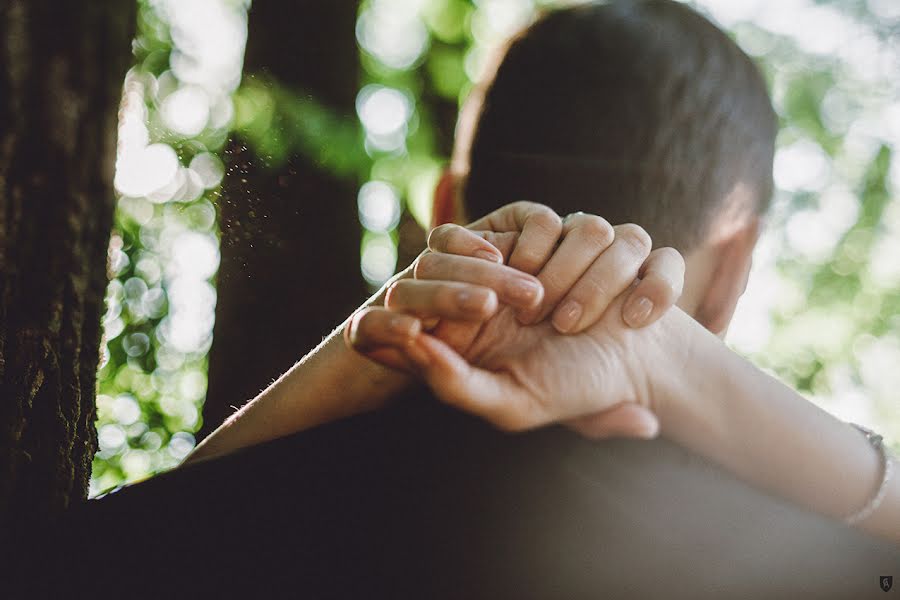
[92,0,900,494]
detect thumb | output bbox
[403,334,531,431]
[566,403,660,440]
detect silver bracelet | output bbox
[844,423,893,526]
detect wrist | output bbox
[331,324,413,411]
[639,307,720,440]
[345,267,418,400]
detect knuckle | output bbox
[578,216,614,247]
[530,207,563,234]
[511,200,537,213]
[657,246,686,270]
[617,223,652,255]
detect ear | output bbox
[693,218,761,336]
[432,170,460,228]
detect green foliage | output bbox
[92,0,238,494]
[724,2,900,449]
[233,77,370,178]
[95,0,900,494]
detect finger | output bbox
[362,347,417,373]
[478,231,519,263]
[345,308,422,371]
[345,307,422,354]
[414,252,543,310]
[551,223,652,334]
[621,247,685,329]
[429,318,482,356]
[565,404,660,440]
[385,279,499,322]
[467,201,563,275]
[517,212,614,324]
[428,224,519,264]
[427,224,503,264]
[403,334,538,432]
[344,307,426,372]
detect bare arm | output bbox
[188,249,546,464]
[653,309,900,544]
[401,304,900,544]
[359,270,899,543]
[188,203,561,463]
[187,304,410,464]
[189,205,681,463]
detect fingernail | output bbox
[507,278,541,307]
[623,296,654,328]
[552,300,582,333]
[474,249,502,264]
[457,290,487,313]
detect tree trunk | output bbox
[201,1,366,437]
[0,0,134,540]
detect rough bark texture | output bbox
[0,0,134,536]
[201,2,366,437]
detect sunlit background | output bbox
[93,0,900,494]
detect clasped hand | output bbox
[345,202,685,439]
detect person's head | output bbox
[433,0,777,335]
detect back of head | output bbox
[459,0,777,251]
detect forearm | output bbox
[653,309,900,544]
[188,317,409,465]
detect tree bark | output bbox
[202,1,366,438]
[0,0,134,540]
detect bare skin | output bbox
[190,202,683,462]
[354,220,900,546]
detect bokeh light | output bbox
[93,0,248,495]
[161,85,211,136]
[703,0,900,446]
[357,0,431,69]
[361,233,399,286]
[358,181,402,232]
[352,0,900,449]
[98,0,900,497]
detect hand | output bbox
[348,203,681,361]
[365,248,681,437]
[347,202,684,438]
[400,294,666,435]
[345,201,562,368]
[465,204,682,332]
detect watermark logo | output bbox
[882,576,893,592]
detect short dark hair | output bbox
[460,0,777,251]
